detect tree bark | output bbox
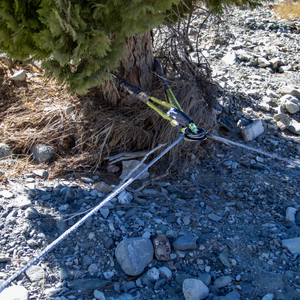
[120,31,154,90]
[103,31,154,105]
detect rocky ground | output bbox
[1,3,300,300]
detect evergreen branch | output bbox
[66,1,71,23]
[0,0,265,94]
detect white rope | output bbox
[0,134,185,294]
[208,133,300,168]
[2,131,298,294]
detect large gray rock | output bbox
[213,276,232,288]
[26,266,46,282]
[222,291,241,300]
[0,285,29,300]
[14,196,32,209]
[120,160,149,180]
[279,94,300,115]
[257,57,270,68]
[94,290,105,300]
[276,120,286,131]
[219,251,231,267]
[236,50,252,62]
[31,144,55,163]
[173,234,198,250]
[286,207,297,223]
[222,52,237,65]
[288,122,300,135]
[159,266,172,280]
[0,143,11,159]
[284,101,300,114]
[273,114,290,130]
[277,86,300,99]
[10,70,26,81]
[241,120,264,142]
[269,57,283,69]
[115,238,154,276]
[279,94,300,105]
[266,89,280,98]
[0,190,14,199]
[94,181,111,193]
[279,65,292,72]
[281,237,300,254]
[25,207,39,219]
[32,169,48,179]
[257,102,270,112]
[198,274,212,286]
[182,279,209,300]
[64,187,75,203]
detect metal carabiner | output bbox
[184,127,207,141]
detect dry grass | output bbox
[273,0,300,19]
[0,63,79,177]
[0,14,219,178]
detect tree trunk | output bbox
[103,31,154,105]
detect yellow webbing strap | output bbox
[146,97,177,126]
[148,97,174,110]
[147,101,173,122]
[146,96,198,132]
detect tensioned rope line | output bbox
[1,57,299,293]
[0,134,185,294]
[208,133,300,168]
[1,132,299,294]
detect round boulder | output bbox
[183,278,209,300]
[31,144,55,163]
[115,238,154,276]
